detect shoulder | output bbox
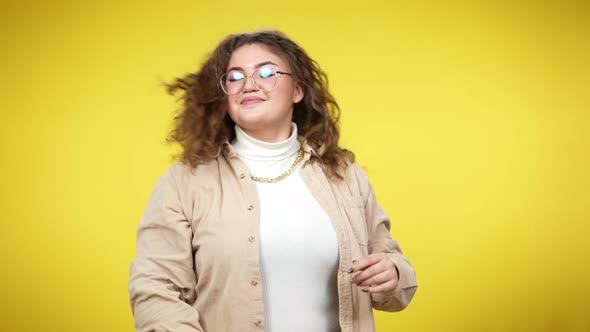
[166,158,223,180]
[345,162,370,183]
[156,158,224,193]
[339,162,370,188]
[326,162,373,203]
[151,159,225,216]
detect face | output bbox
[224,43,303,142]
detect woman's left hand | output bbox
[349,253,399,295]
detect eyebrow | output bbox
[227,61,279,72]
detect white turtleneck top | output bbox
[232,123,340,332]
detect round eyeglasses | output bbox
[219,66,293,95]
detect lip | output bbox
[240,97,266,105]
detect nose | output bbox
[242,75,258,93]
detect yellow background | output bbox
[1,1,588,331]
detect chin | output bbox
[233,118,267,133]
[233,103,268,118]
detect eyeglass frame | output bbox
[219,67,294,95]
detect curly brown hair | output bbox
[166,30,354,180]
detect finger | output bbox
[352,261,387,285]
[367,278,398,295]
[350,254,397,285]
[357,258,398,285]
[351,253,385,272]
[357,270,394,288]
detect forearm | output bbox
[129,263,204,332]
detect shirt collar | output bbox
[220,136,317,164]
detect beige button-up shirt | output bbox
[128,140,418,332]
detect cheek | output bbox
[226,97,239,121]
[227,96,239,110]
[273,85,296,103]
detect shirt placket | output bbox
[300,162,354,332]
[228,153,266,331]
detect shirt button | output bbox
[248,236,255,242]
[255,320,263,326]
[251,280,258,286]
[247,205,254,211]
[239,173,246,179]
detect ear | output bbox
[292,82,304,103]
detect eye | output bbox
[227,71,244,82]
[258,67,275,79]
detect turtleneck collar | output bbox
[232,123,300,161]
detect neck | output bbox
[245,130,288,142]
[240,121,293,143]
[232,123,300,161]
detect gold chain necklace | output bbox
[250,148,304,183]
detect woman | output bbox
[128,30,417,332]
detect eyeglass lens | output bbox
[221,67,278,95]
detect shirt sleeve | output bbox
[353,164,418,312]
[128,165,204,331]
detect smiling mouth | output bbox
[241,98,265,105]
